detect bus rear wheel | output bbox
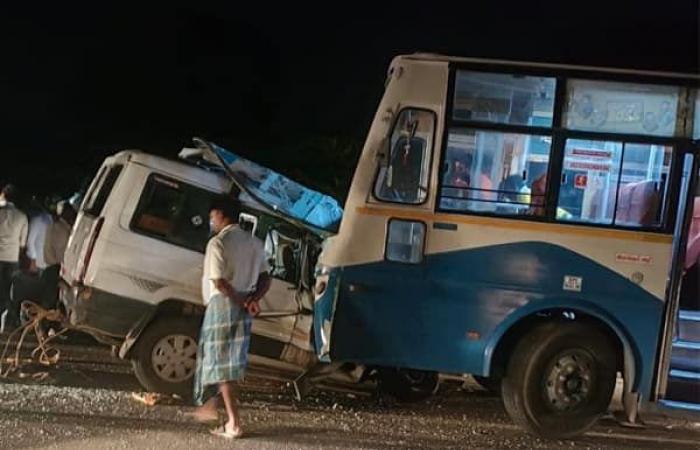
[501,322,617,439]
[377,368,439,403]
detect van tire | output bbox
[377,368,440,403]
[501,322,617,439]
[131,317,201,400]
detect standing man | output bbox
[7,196,53,324]
[41,201,76,309]
[192,196,271,439]
[0,185,28,332]
[26,196,53,274]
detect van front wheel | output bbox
[131,317,200,400]
[501,322,617,439]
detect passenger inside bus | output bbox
[445,154,471,188]
[440,131,537,215]
[438,132,669,228]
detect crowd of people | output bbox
[0,183,76,332]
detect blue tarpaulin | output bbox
[209,143,344,234]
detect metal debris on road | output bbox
[131,392,183,407]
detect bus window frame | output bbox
[437,62,699,236]
[371,107,438,207]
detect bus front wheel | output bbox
[376,368,440,403]
[501,322,617,439]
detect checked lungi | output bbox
[193,292,252,405]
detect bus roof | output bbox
[398,53,700,83]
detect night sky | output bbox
[1,2,698,198]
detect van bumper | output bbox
[59,280,155,343]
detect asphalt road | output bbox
[0,333,698,450]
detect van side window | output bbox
[374,109,435,204]
[439,129,552,217]
[83,165,123,217]
[131,175,216,253]
[264,227,301,284]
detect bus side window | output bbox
[556,140,671,228]
[374,109,435,204]
[439,129,552,217]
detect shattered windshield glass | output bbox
[209,143,344,233]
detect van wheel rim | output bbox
[151,335,197,383]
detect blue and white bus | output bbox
[311,54,700,438]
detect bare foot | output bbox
[210,422,243,439]
[182,407,218,423]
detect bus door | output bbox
[659,148,700,411]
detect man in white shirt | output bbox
[26,199,53,273]
[43,201,73,269]
[0,185,28,331]
[40,201,75,309]
[190,197,270,439]
[7,198,53,327]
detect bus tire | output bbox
[501,322,617,439]
[131,317,200,401]
[377,368,440,403]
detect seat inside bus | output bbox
[614,180,661,227]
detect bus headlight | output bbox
[315,280,328,296]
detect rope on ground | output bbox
[0,301,69,379]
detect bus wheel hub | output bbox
[545,351,593,411]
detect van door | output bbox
[239,214,308,356]
[259,225,303,314]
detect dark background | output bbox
[1,2,698,200]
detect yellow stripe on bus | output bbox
[356,206,673,244]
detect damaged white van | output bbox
[59,138,343,397]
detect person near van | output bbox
[0,184,28,331]
[41,201,76,309]
[26,197,54,274]
[190,196,271,439]
[7,196,54,326]
[9,200,74,330]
